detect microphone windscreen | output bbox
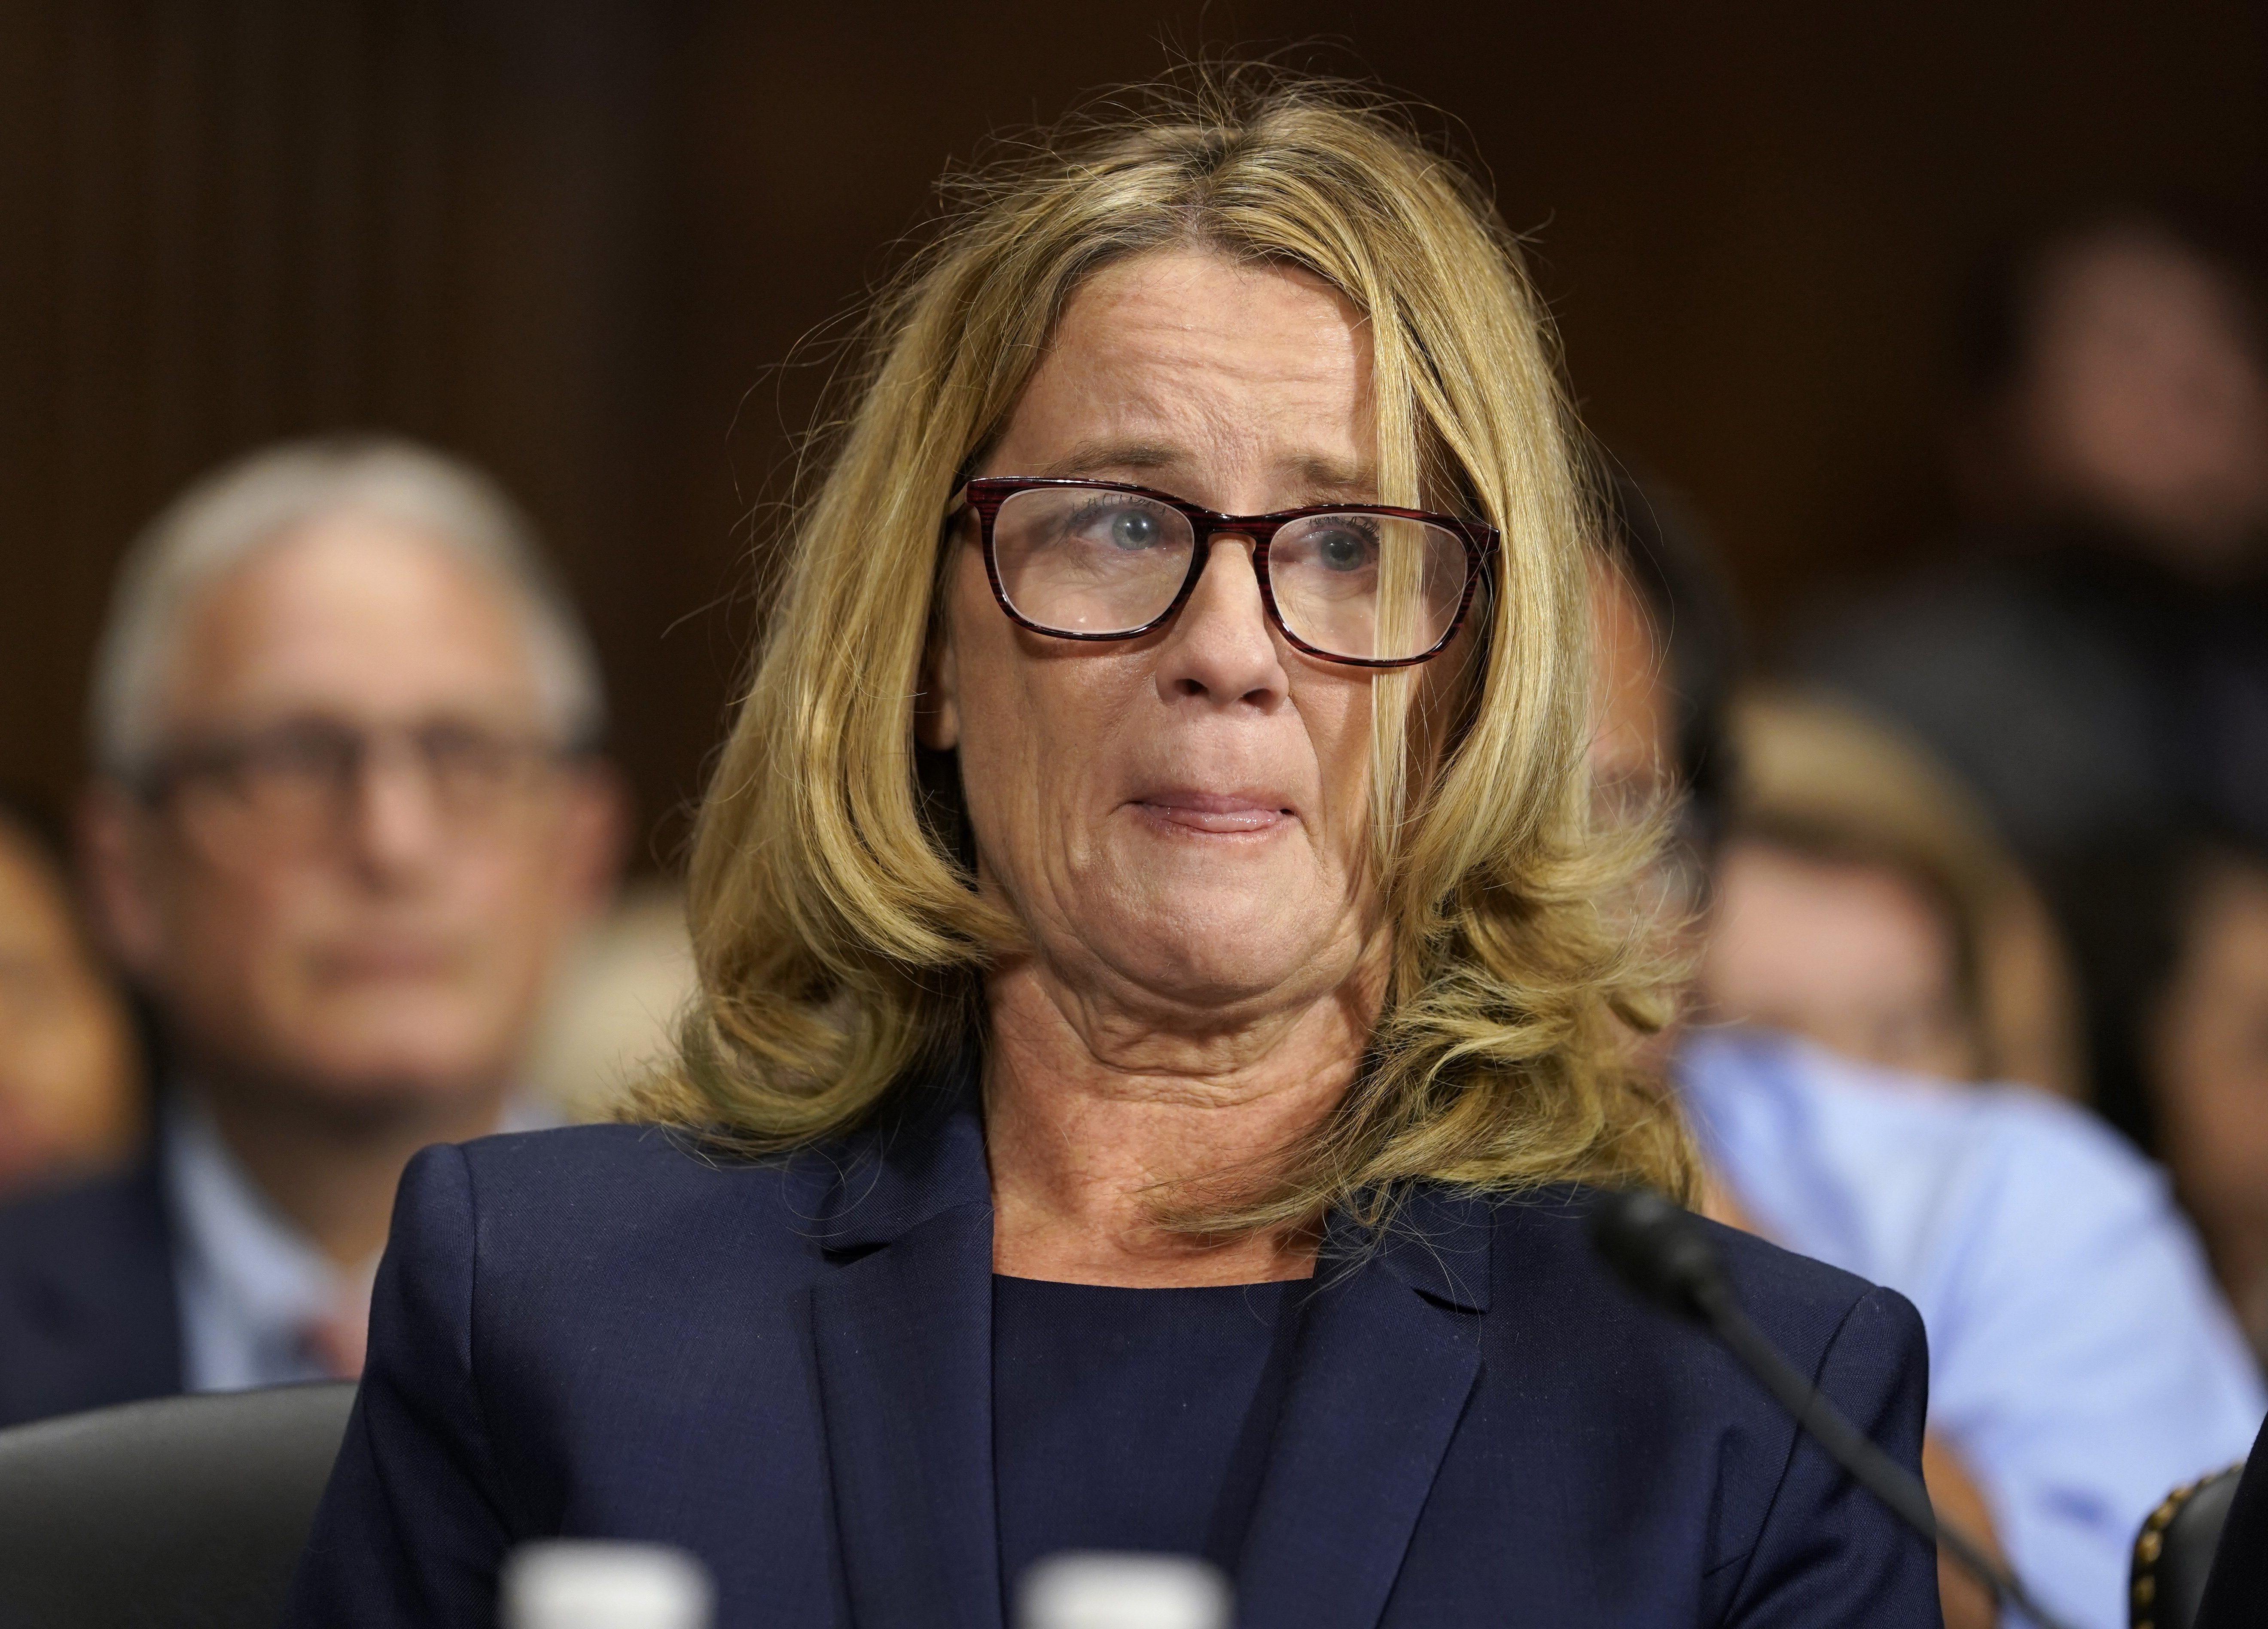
[1589,1189,1726,1321]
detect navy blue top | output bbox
[992,1276,1302,1595]
[284,1058,1939,1628]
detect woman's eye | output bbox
[1104,507,1163,551]
[1312,527,1375,571]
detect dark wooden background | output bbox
[4,0,2263,865]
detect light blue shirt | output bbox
[1680,1026,2265,1629]
[162,1092,555,1394]
[165,1096,353,1392]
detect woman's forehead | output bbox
[1046,250,1367,394]
[991,249,1378,504]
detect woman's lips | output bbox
[1131,790,1296,834]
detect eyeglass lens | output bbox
[165,720,559,854]
[989,487,1471,662]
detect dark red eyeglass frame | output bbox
[952,476,1498,669]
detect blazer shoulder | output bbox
[437,1122,844,1268]
[1485,1185,1911,1363]
[453,1121,824,1197]
[1709,1211,1895,1322]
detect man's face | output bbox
[2154,854,2268,1241]
[1585,557,1705,1068]
[88,515,621,1117]
[2020,230,2268,570]
[1587,555,1675,817]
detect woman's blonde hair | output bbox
[634,68,1697,1228]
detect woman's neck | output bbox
[981,956,1377,1287]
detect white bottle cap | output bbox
[1018,1552,1232,1629]
[501,1541,715,1629]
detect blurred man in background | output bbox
[1601,479,2264,1629]
[0,792,143,1195]
[1806,217,2268,1156]
[1810,214,2268,866]
[0,438,623,1424]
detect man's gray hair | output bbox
[89,436,606,778]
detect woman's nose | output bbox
[1153,536,1289,708]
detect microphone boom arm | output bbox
[1593,1190,2077,1629]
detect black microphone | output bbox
[1591,1189,2077,1629]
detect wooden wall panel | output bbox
[2,0,2263,865]
[0,0,670,844]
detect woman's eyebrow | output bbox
[1034,439,1187,480]
[1284,455,1379,500]
[1031,444,1380,501]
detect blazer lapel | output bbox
[808,1059,1003,1629]
[1235,1190,1492,1629]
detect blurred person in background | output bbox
[2158,838,2268,1364]
[2059,830,2268,1362]
[0,790,143,1193]
[1805,217,2268,1144]
[1602,478,2264,1629]
[0,438,624,1425]
[1809,213,2268,866]
[1704,688,2082,1095]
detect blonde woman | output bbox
[289,75,1935,1627]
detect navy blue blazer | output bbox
[287,1067,1938,1628]
[0,1159,182,1426]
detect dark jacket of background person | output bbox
[1806,529,2268,876]
[286,1066,1936,1629]
[0,1157,177,1424]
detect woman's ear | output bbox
[919,509,982,750]
[916,617,960,750]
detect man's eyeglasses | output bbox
[952,478,1496,668]
[135,719,577,856]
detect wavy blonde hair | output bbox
[634,69,1697,1227]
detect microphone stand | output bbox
[1591,1190,2078,1629]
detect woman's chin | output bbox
[1075,897,1354,1013]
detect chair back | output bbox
[0,1381,355,1629]
[2135,1464,2246,1629]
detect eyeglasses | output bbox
[137,718,576,857]
[954,478,1496,668]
